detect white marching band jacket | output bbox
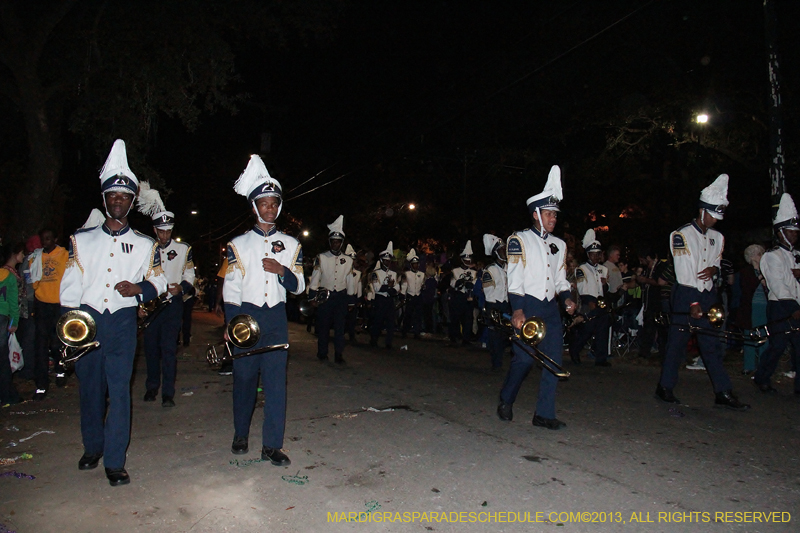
[575,262,606,299]
[158,239,196,300]
[309,251,355,295]
[223,226,305,308]
[506,229,570,302]
[482,263,508,304]
[369,267,398,298]
[401,269,425,297]
[60,224,168,313]
[670,220,723,292]
[761,244,800,303]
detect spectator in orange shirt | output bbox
[31,228,70,400]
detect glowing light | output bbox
[175,237,182,242]
[696,114,709,124]
[408,203,416,210]
[190,210,198,215]
[302,230,310,237]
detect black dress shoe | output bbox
[105,467,130,486]
[143,389,158,402]
[497,402,513,421]
[55,374,67,387]
[334,353,345,364]
[162,396,175,408]
[654,384,680,404]
[595,360,612,367]
[261,447,291,466]
[532,414,566,430]
[78,452,103,470]
[231,435,248,455]
[754,381,778,393]
[714,390,750,411]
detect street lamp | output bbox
[408,203,416,210]
[696,113,709,124]
[190,210,198,215]
[302,230,310,237]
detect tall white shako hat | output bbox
[327,215,345,239]
[99,139,139,196]
[137,181,174,230]
[234,154,283,222]
[483,234,502,256]
[582,229,602,253]
[344,244,356,258]
[698,174,729,220]
[526,165,562,214]
[774,193,800,232]
[379,241,393,260]
[407,248,420,263]
[460,240,474,261]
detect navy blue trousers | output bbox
[227,302,288,449]
[449,293,473,342]
[486,301,511,369]
[370,295,396,348]
[74,306,137,469]
[570,308,611,362]
[402,295,423,335]
[500,296,563,419]
[315,289,347,357]
[754,300,800,393]
[660,285,732,393]
[143,297,183,398]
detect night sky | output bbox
[5,0,800,274]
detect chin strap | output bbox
[779,228,794,252]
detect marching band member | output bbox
[223,154,305,465]
[400,248,425,339]
[570,229,611,366]
[60,140,168,486]
[497,165,576,430]
[308,216,354,363]
[137,184,195,407]
[482,234,510,371]
[753,193,800,396]
[449,241,478,345]
[369,242,398,349]
[344,244,363,344]
[655,174,749,410]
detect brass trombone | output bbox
[657,305,767,345]
[484,309,570,380]
[56,310,101,368]
[206,314,290,366]
[138,293,173,331]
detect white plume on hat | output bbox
[774,193,799,228]
[407,248,419,261]
[483,234,501,256]
[582,229,601,250]
[99,139,138,187]
[136,181,165,217]
[327,215,345,237]
[699,174,729,206]
[460,240,473,257]
[380,241,393,257]
[234,155,272,196]
[526,165,562,211]
[344,244,356,257]
[82,208,106,229]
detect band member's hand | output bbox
[137,307,147,318]
[115,280,142,297]
[511,309,526,329]
[600,277,607,285]
[387,278,395,288]
[262,258,285,274]
[697,267,716,281]
[689,303,703,319]
[223,328,230,342]
[8,325,17,334]
[564,298,577,315]
[167,283,182,296]
[792,269,800,279]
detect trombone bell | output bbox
[227,314,260,349]
[707,305,725,327]
[520,317,546,345]
[57,310,97,347]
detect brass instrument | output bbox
[138,293,173,331]
[206,314,290,366]
[657,305,767,345]
[298,288,331,317]
[485,309,570,380]
[57,310,101,368]
[596,296,608,310]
